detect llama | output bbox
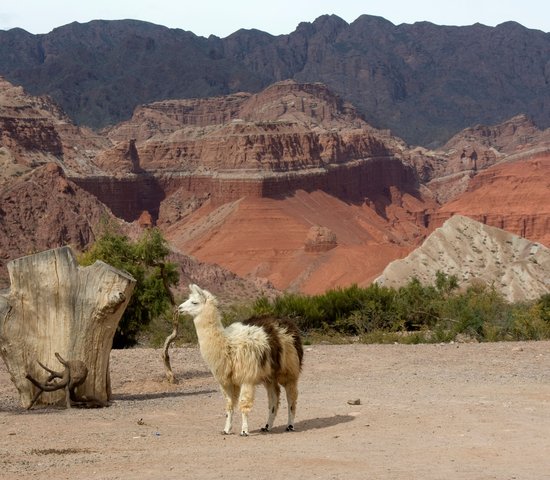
[178,284,303,436]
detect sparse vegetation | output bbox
[76,228,548,349]
[243,273,550,344]
[79,224,178,348]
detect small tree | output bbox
[79,227,178,348]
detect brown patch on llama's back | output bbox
[243,317,282,373]
[242,317,303,371]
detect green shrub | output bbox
[247,273,550,344]
[508,299,550,341]
[79,226,178,348]
[439,282,510,341]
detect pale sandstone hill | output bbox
[375,215,550,302]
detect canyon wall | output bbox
[428,153,550,246]
[72,155,418,222]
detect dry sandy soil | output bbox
[1,341,550,480]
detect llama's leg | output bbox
[238,383,256,436]
[261,381,280,432]
[221,383,239,435]
[284,381,299,431]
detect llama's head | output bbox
[178,284,217,317]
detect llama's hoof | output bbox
[260,424,270,433]
[240,431,249,437]
[286,425,295,432]
[222,430,231,435]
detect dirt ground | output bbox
[1,341,549,480]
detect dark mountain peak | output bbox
[309,14,348,35]
[351,14,396,28]
[50,18,190,39]
[1,16,549,146]
[226,27,274,41]
[0,26,33,36]
[495,20,529,31]
[311,14,348,25]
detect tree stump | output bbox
[0,246,135,408]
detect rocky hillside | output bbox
[1,16,549,146]
[375,215,550,302]
[80,80,423,225]
[0,76,110,179]
[103,80,394,174]
[431,154,550,246]
[0,163,113,287]
[164,190,424,294]
[404,114,550,202]
[0,79,280,299]
[98,80,435,293]
[0,77,548,298]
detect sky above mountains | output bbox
[1,0,549,36]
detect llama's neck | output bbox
[194,301,228,377]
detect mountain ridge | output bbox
[1,15,549,146]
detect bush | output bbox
[508,297,550,341]
[79,226,178,348]
[248,273,550,344]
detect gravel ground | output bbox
[1,341,550,479]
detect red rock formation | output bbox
[74,81,436,292]
[137,211,153,229]
[1,78,367,297]
[442,114,550,155]
[430,154,550,246]
[305,226,337,252]
[70,175,167,222]
[3,76,547,296]
[0,77,111,179]
[107,80,369,143]
[0,163,115,287]
[407,115,550,203]
[97,81,416,222]
[165,189,428,294]
[105,80,402,174]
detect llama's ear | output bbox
[190,284,208,301]
[205,291,218,305]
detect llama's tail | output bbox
[276,318,304,370]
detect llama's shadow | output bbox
[257,414,355,434]
[112,388,217,402]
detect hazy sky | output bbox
[1,0,549,36]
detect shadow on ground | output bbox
[258,414,356,434]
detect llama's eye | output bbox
[191,301,198,305]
